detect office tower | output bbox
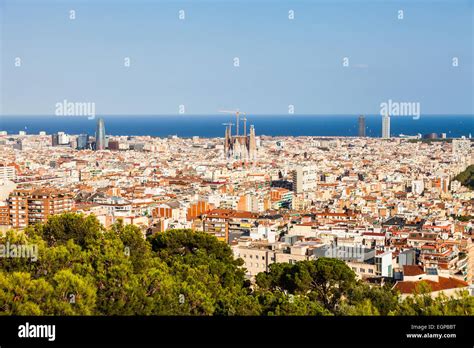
[358,115,366,137]
[423,133,438,139]
[95,117,106,150]
[382,113,390,139]
[57,132,70,145]
[77,134,89,150]
[51,134,59,147]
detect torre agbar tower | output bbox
[95,117,106,151]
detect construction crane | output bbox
[219,109,241,136]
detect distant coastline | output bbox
[1,114,473,138]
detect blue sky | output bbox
[0,0,473,115]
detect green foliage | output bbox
[452,215,473,222]
[0,272,51,315]
[255,290,331,316]
[454,165,474,189]
[149,229,247,290]
[0,213,472,316]
[29,213,104,248]
[339,299,380,315]
[396,288,473,316]
[346,282,399,315]
[256,258,356,311]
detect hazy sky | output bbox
[1,0,473,115]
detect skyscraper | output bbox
[358,115,366,137]
[51,133,59,147]
[95,118,106,150]
[382,113,390,139]
[77,134,89,150]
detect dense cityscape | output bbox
[1,114,473,303]
[1,0,473,345]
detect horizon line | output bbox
[1,113,474,117]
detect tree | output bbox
[255,258,356,311]
[0,272,52,315]
[396,284,474,316]
[30,213,104,248]
[149,229,247,290]
[0,213,472,316]
[255,290,330,316]
[339,299,380,315]
[48,270,97,315]
[110,220,152,273]
[347,282,399,315]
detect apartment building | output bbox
[8,189,74,228]
[0,203,9,226]
[292,165,317,195]
[232,238,319,277]
[202,209,259,243]
[0,166,16,180]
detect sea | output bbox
[0,115,473,138]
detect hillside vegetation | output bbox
[0,213,472,316]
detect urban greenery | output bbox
[454,165,474,190]
[0,213,472,316]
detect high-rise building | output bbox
[57,132,70,145]
[52,132,70,146]
[51,134,59,147]
[382,113,390,139]
[77,134,89,150]
[358,115,366,137]
[423,133,438,139]
[292,165,317,194]
[95,117,106,150]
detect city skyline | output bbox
[1,114,472,139]
[0,0,473,336]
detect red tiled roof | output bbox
[363,232,385,237]
[393,277,468,294]
[403,265,425,276]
